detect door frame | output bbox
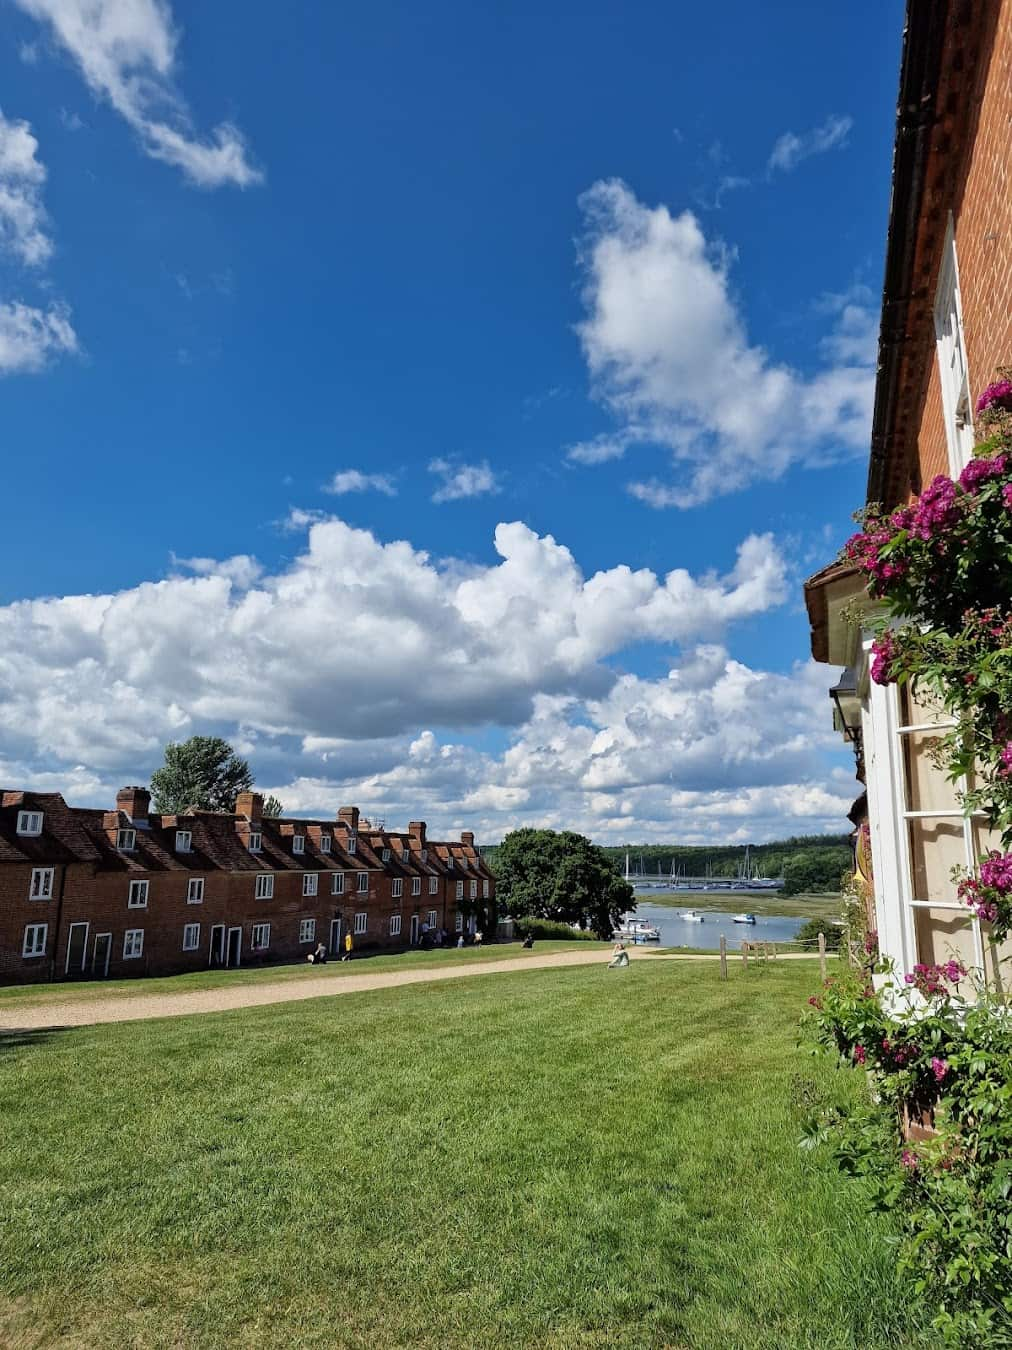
[209,924,225,967]
[409,913,420,945]
[226,925,242,968]
[65,921,89,975]
[92,931,112,978]
[329,916,343,956]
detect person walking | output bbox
[343,930,353,962]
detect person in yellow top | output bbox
[343,930,353,961]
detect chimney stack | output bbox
[461,831,474,848]
[117,786,150,823]
[236,791,263,823]
[338,806,360,831]
[409,820,427,844]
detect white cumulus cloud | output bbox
[573,179,875,506]
[429,458,501,503]
[14,0,262,188]
[0,109,52,265]
[0,300,78,373]
[323,469,398,497]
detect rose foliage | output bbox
[804,962,1012,1345]
[843,372,1012,941]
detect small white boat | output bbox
[617,918,661,941]
[680,910,704,923]
[733,913,757,924]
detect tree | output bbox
[492,828,633,938]
[795,916,843,951]
[262,795,285,818]
[150,737,254,814]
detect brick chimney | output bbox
[236,791,263,823]
[338,806,360,831]
[409,820,426,844]
[117,786,150,823]
[461,831,474,848]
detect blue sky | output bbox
[0,0,903,842]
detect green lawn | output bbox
[644,890,842,919]
[0,960,924,1349]
[0,939,607,1011]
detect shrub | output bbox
[795,916,843,951]
[512,918,598,942]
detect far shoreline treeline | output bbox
[481,834,851,897]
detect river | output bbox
[622,899,806,950]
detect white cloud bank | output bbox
[572,179,875,506]
[0,514,854,841]
[14,0,262,188]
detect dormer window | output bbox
[320,834,332,854]
[117,828,137,852]
[401,849,409,863]
[292,834,305,855]
[347,836,357,854]
[16,811,43,836]
[175,830,192,854]
[447,856,454,870]
[249,831,262,853]
[420,849,428,862]
[382,848,391,862]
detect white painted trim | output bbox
[65,921,89,974]
[226,925,243,967]
[209,923,225,967]
[92,932,112,977]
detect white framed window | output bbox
[182,922,200,952]
[292,834,305,855]
[482,880,489,898]
[391,878,403,899]
[357,872,368,894]
[332,872,345,895]
[123,928,144,959]
[303,873,318,897]
[30,867,54,900]
[934,221,974,475]
[22,922,47,957]
[411,876,421,896]
[401,849,409,863]
[429,876,438,895]
[427,909,437,928]
[347,835,357,854]
[255,873,274,900]
[447,856,454,870]
[128,879,149,909]
[456,880,464,900]
[117,828,136,852]
[252,922,271,950]
[249,831,262,853]
[469,880,477,899]
[354,911,367,935]
[455,912,463,933]
[16,810,43,836]
[389,914,402,937]
[420,849,428,862]
[175,830,192,853]
[320,834,332,854]
[187,877,204,904]
[460,856,469,870]
[300,918,316,944]
[382,847,391,862]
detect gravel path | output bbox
[0,948,821,1033]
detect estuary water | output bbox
[623,899,806,951]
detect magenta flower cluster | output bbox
[930,1056,949,1084]
[976,378,1012,414]
[958,453,1008,493]
[960,851,1012,926]
[870,631,897,686]
[853,1043,867,1065]
[903,960,966,998]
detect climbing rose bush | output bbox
[803,964,1012,1343]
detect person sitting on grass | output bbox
[608,940,630,969]
[521,933,534,950]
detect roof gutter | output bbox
[867,0,948,506]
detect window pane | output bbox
[908,819,967,902]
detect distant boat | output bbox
[732,913,757,924]
[680,910,704,923]
[617,918,661,941]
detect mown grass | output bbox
[644,890,842,919]
[0,960,925,1349]
[0,939,608,1012]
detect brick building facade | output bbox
[0,787,495,984]
[806,0,1012,984]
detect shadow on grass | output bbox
[0,1027,69,1056]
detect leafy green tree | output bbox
[150,737,254,814]
[795,916,843,951]
[262,795,285,818]
[493,828,633,938]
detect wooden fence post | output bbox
[742,940,748,970]
[818,930,827,982]
[719,933,727,980]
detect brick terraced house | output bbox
[0,787,495,984]
[805,0,1012,983]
